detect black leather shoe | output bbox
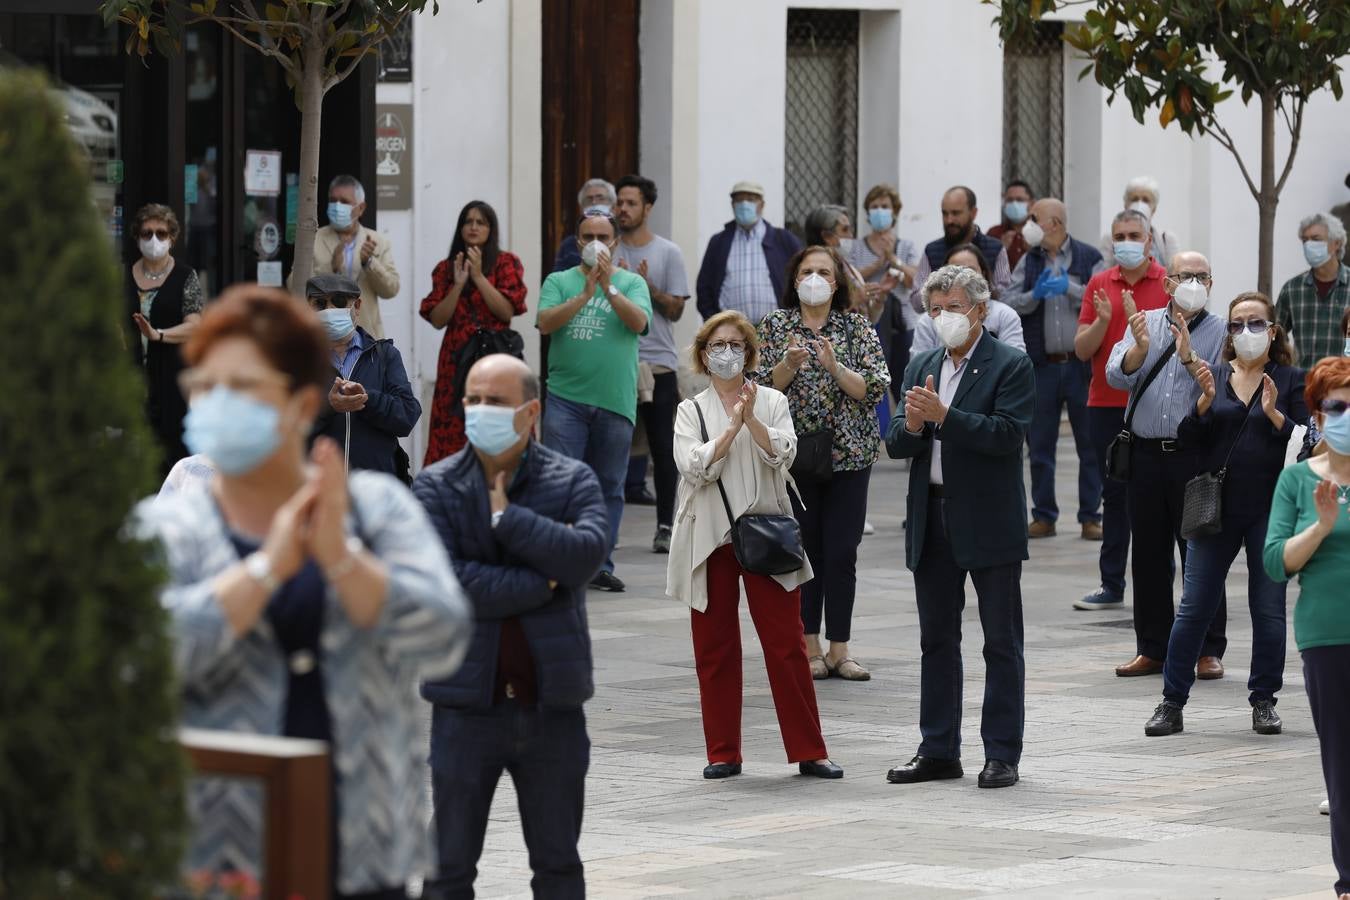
[977,759,1019,788]
[588,571,626,592]
[798,759,843,779]
[885,755,963,784]
[1252,700,1283,735]
[1144,701,1184,736]
[703,762,741,779]
[626,487,657,506]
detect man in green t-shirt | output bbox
[538,211,652,591]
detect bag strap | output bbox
[1214,378,1264,478]
[693,400,740,530]
[1123,309,1209,431]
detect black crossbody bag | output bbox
[789,318,854,484]
[694,401,806,576]
[1180,386,1261,540]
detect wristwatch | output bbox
[607,284,619,297]
[1181,351,1198,365]
[244,551,280,593]
[491,509,505,529]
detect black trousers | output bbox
[638,371,679,527]
[1304,645,1350,896]
[1125,443,1226,661]
[1087,406,1130,597]
[912,497,1026,765]
[792,465,871,643]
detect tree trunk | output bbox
[289,36,326,292]
[1256,93,1277,298]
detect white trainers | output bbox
[1321,798,1331,815]
[862,520,875,535]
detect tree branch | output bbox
[1207,118,1261,201]
[193,13,297,76]
[1274,96,1305,196]
[322,8,407,93]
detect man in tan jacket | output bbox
[290,174,400,337]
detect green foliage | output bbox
[0,70,187,897]
[988,0,1349,135]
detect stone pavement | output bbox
[467,439,1337,899]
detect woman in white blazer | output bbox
[667,310,842,781]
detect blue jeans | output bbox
[1087,406,1130,597]
[426,704,589,900]
[542,393,634,573]
[1028,359,1100,525]
[1162,513,1286,707]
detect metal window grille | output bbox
[1002,21,1063,200]
[785,10,859,239]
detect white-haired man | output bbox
[552,178,617,272]
[1276,212,1350,368]
[1098,176,1180,269]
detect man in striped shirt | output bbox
[695,181,803,324]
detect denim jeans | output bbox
[542,393,634,573]
[1086,406,1130,597]
[1162,513,1287,707]
[425,704,589,900]
[1028,359,1100,525]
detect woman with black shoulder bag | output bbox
[667,311,842,781]
[1144,292,1308,738]
[752,246,891,682]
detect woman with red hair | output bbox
[1264,354,1350,900]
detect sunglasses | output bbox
[1226,319,1272,336]
[139,228,171,240]
[308,294,354,309]
[1321,399,1350,415]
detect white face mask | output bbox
[1232,329,1271,362]
[797,273,833,306]
[704,347,746,380]
[1129,199,1154,219]
[581,239,608,268]
[934,309,974,349]
[140,236,171,260]
[1021,219,1045,248]
[1172,280,1208,312]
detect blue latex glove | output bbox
[1033,271,1070,299]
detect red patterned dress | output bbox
[420,250,528,464]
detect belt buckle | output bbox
[1160,439,1178,452]
[505,683,516,700]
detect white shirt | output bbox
[913,330,984,486]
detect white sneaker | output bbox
[862,520,875,535]
[1321,798,1331,815]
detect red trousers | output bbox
[691,544,829,764]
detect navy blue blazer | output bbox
[885,333,1036,572]
[414,441,609,710]
[312,329,420,475]
[695,219,803,320]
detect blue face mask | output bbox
[183,386,282,476]
[867,207,894,231]
[1114,240,1147,269]
[1321,409,1350,455]
[1344,336,1350,357]
[1303,240,1330,268]
[465,403,528,456]
[327,201,354,229]
[733,201,759,228]
[318,307,356,342]
[1003,200,1029,224]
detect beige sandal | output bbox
[829,657,871,681]
[807,654,829,680]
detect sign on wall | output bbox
[375,105,413,211]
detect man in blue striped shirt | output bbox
[1106,251,1228,679]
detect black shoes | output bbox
[977,759,1019,789]
[798,759,844,779]
[652,524,672,554]
[588,571,626,592]
[626,486,657,506]
[885,755,964,784]
[703,762,741,779]
[1252,700,1283,735]
[1145,701,1184,736]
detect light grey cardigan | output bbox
[134,470,469,894]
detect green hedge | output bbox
[0,69,186,897]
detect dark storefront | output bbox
[1,3,375,294]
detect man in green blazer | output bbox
[884,264,1036,789]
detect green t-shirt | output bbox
[537,266,652,423]
[1263,461,1350,651]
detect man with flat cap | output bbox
[695,180,803,324]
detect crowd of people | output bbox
[123,170,1350,899]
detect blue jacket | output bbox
[885,333,1036,571]
[695,219,803,320]
[414,441,609,710]
[312,328,421,475]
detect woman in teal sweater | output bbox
[1263,355,1350,900]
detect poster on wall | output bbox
[375,105,413,211]
[378,17,412,82]
[244,149,282,196]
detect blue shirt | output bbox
[717,218,777,324]
[1105,305,1226,440]
[332,326,367,379]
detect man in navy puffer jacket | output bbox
[415,353,608,900]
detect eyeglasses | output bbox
[178,370,291,399]
[308,294,354,309]
[707,340,746,354]
[1226,319,1272,336]
[139,228,171,240]
[1321,399,1350,415]
[928,302,973,315]
[1169,272,1212,285]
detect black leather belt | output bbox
[928,483,945,498]
[1134,438,1181,452]
[1044,353,1071,363]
